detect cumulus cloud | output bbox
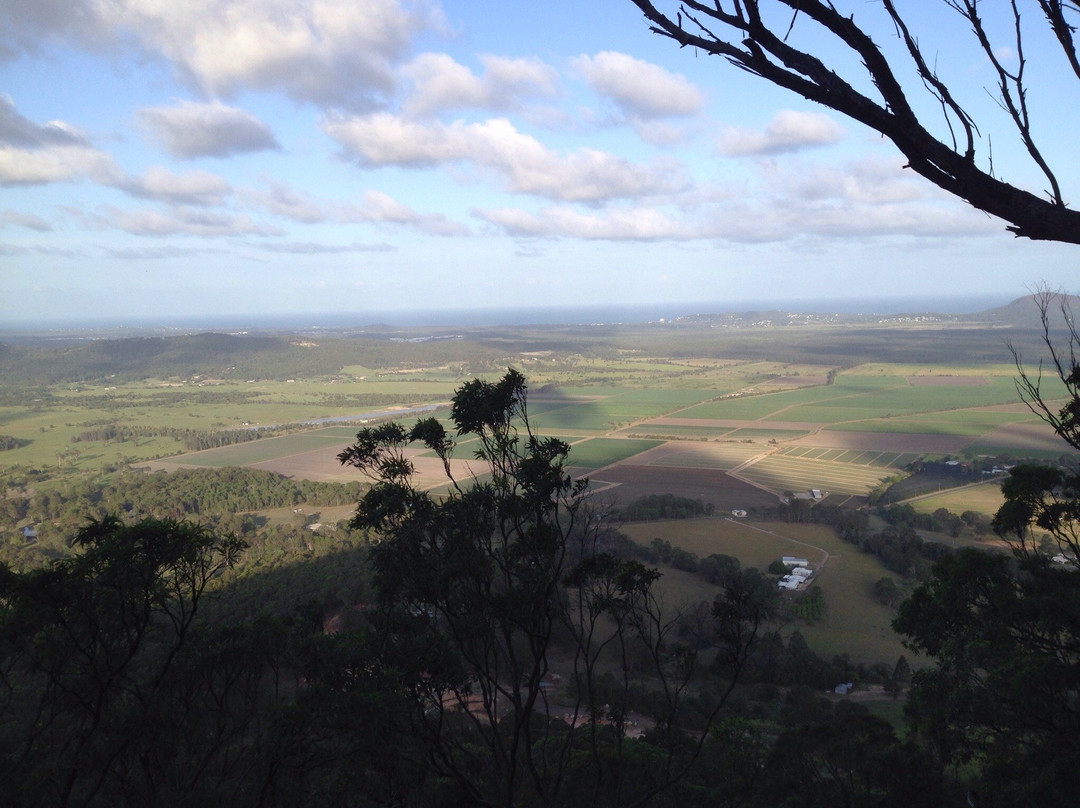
[475,205,698,241]
[0,95,123,186]
[781,158,926,205]
[572,51,703,119]
[247,180,467,235]
[1,208,52,231]
[0,95,86,147]
[4,0,443,107]
[473,168,998,244]
[70,204,276,237]
[0,142,122,186]
[717,110,844,156]
[322,113,687,202]
[138,101,279,159]
[115,166,232,206]
[103,245,222,259]
[401,53,558,116]
[356,189,467,235]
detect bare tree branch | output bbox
[630,0,1080,244]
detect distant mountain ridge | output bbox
[963,293,1080,328]
[0,295,1061,385]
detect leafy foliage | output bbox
[338,369,774,806]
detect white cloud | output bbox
[474,178,998,243]
[3,0,442,107]
[0,94,87,146]
[717,110,845,156]
[1,208,52,231]
[247,181,468,235]
[475,205,697,241]
[357,189,468,235]
[260,241,396,254]
[781,158,926,204]
[103,245,222,259]
[138,101,279,158]
[401,52,558,116]
[0,143,122,186]
[572,51,703,119]
[117,166,232,206]
[71,204,275,237]
[322,113,687,202]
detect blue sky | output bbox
[1,0,1077,326]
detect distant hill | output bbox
[967,294,1080,328]
[0,333,323,384]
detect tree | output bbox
[338,369,774,807]
[629,0,1080,243]
[894,549,1080,806]
[0,516,251,806]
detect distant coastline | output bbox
[0,293,1020,335]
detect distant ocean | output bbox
[3,293,1020,333]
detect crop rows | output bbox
[735,454,895,495]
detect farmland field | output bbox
[85,358,1072,504]
[905,482,1007,518]
[734,454,896,496]
[620,518,911,664]
[6,311,1078,674]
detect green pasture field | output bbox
[964,443,1068,460]
[617,425,741,440]
[832,409,1042,435]
[736,455,895,495]
[905,482,1006,518]
[620,518,910,665]
[724,428,813,440]
[846,362,1019,377]
[155,430,348,468]
[676,372,1022,425]
[530,388,718,432]
[0,376,456,477]
[564,438,662,469]
[635,442,766,470]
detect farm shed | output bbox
[782,557,809,567]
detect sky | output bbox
[1,0,1078,327]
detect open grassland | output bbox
[675,372,1022,425]
[620,518,911,665]
[627,442,766,470]
[530,388,719,433]
[619,424,745,440]
[563,437,662,470]
[4,336,1073,511]
[906,482,1006,518]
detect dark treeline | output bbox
[2,466,363,565]
[72,422,266,451]
[613,493,715,521]
[763,502,955,581]
[0,512,951,808]
[878,502,993,538]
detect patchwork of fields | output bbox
[141,364,1068,512]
